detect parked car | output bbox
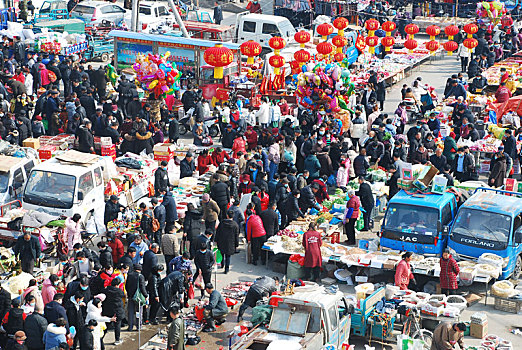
[124,2,175,33]
[71,1,126,25]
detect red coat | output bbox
[312,179,330,203]
[302,230,322,268]
[440,255,460,290]
[245,129,258,150]
[232,137,246,158]
[108,238,124,264]
[211,151,230,166]
[197,155,213,175]
[246,214,266,241]
[259,192,270,211]
[395,259,414,290]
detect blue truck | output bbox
[448,187,522,280]
[380,190,458,255]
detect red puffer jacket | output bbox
[439,255,460,290]
[246,214,266,241]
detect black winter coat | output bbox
[356,182,375,210]
[134,131,154,154]
[168,118,179,142]
[65,302,85,330]
[24,312,48,350]
[194,249,214,272]
[0,288,11,320]
[147,273,161,299]
[259,209,279,237]
[183,210,203,241]
[79,327,94,350]
[158,271,185,311]
[142,250,158,280]
[298,186,317,213]
[285,195,303,221]
[126,271,148,300]
[44,301,68,326]
[102,286,125,318]
[104,200,123,225]
[353,155,370,176]
[162,192,178,223]
[99,247,113,269]
[154,167,170,195]
[180,158,196,178]
[215,219,239,255]
[210,182,230,207]
[154,204,166,231]
[13,236,41,262]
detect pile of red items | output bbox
[289,254,305,266]
[277,228,299,238]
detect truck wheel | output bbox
[179,124,187,135]
[513,256,522,280]
[101,53,109,62]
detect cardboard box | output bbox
[101,145,116,156]
[470,322,488,339]
[431,175,448,194]
[505,178,518,192]
[418,165,439,187]
[398,179,414,190]
[153,143,175,155]
[23,138,40,150]
[154,153,174,162]
[39,145,56,160]
[401,162,413,180]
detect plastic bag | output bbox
[188,283,195,299]
[194,274,203,290]
[85,216,97,234]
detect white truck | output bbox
[232,287,352,350]
[235,13,297,49]
[0,154,39,206]
[21,150,156,223]
[124,2,176,33]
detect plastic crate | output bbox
[350,311,365,336]
[494,297,522,314]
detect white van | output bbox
[22,156,110,220]
[0,155,38,206]
[236,14,297,49]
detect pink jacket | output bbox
[336,159,350,188]
[39,64,50,86]
[65,217,81,251]
[395,259,414,290]
[41,278,57,305]
[22,286,44,311]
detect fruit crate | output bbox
[493,296,522,314]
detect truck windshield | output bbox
[139,6,151,15]
[384,204,438,235]
[24,171,75,209]
[0,172,8,192]
[451,208,511,250]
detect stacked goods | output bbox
[153,143,175,162]
[470,312,488,339]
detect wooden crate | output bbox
[494,296,522,314]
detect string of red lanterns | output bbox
[365,19,380,54]
[444,25,459,56]
[425,25,440,55]
[381,21,396,52]
[269,36,286,75]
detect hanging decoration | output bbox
[268,36,286,75]
[404,23,419,53]
[425,25,440,55]
[317,41,334,57]
[133,52,182,98]
[381,21,396,52]
[334,52,345,62]
[294,49,311,66]
[317,23,334,41]
[332,35,348,54]
[294,30,311,48]
[355,34,367,52]
[463,23,478,38]
[444,25,459,56]
[240,40,262,65]
[333,17,349,36]
[364,19,380,54]
[463,38,478,50]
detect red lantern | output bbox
[463,38,478,50]
[203,44,234,79]
[269,36,286,54]
[463,23,478,38]
[425,40,440,54]
[366,35,379,54]
[426,25,441,40]
[444,25,459,40]
[240,40,262,65]
[443,40,458,55]
[382,21,396,33]
[405,23,419,36]
[333,17,349,36]
[316,41,333,56]
[294,49,311,64]
[334,52,345,62]
[317,23,334,40]
[365,19,380,32]
[294,31,311,48]
[381,36,395,52]
[269,55,285,75]
[332,35,348,53]
[404,39,418,51]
